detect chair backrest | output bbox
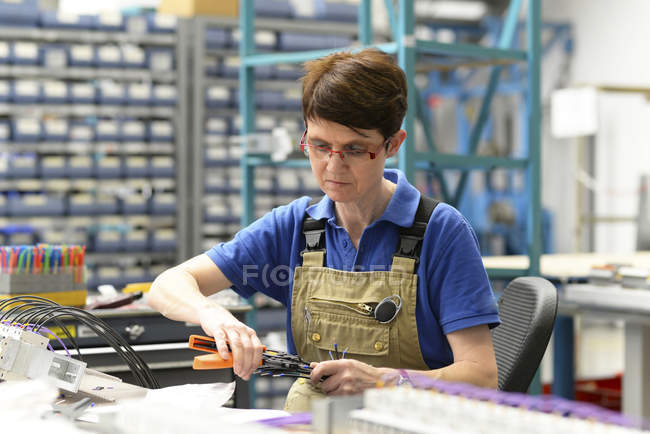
[491,276,558,393]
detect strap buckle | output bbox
[300,229,326,256]
[394,235,422,264]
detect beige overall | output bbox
[284,249,430,412]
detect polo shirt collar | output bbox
[306,168,421,228]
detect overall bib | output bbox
[284,197,439,412]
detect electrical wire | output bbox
[0,296,159,389]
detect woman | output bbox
[147,48,500,412]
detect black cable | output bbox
[12,303,84,362]
[0,297,159,388]
[37,307,159,388]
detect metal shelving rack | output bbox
[0,20,190,287]
[187,15,360,256]
[237,0,542,280]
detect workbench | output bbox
[483,252,650,420]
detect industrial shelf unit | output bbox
[187,15,361,256]
[0,17,190,290]
[237,0,542,280]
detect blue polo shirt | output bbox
[206,168,499,369]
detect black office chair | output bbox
[491,276,558,393]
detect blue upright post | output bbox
[451,0,523,206]
[359,0,372,45]
[526,0,542,276]
[239,0,257,408]
[553,315,576,399]
[397,0,416,183]
[240,0,256,229]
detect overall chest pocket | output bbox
[306,308,390,358]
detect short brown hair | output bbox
[301,48,407,139]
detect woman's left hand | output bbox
[310,359,392,395]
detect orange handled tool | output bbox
[188,334,265,370]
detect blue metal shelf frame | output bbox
[239,0,542,279]
[238,0,544,403]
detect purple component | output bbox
[257,412,312,427]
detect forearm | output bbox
[409,360,498,389]
[147,267,217,324]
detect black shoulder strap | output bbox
[301,199,327,258]
[394,196,439,265]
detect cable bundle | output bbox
[0,295,159,389]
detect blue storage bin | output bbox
[0,195,7,216]
[69,82,95,104]
[124,156,149,177]
[150,156,174,178]
[68,121,95,142]
[0,1,39,26]
[8,194,64,216]
[255,0,292,18]
[97,81,125,105]
[42,80,68,104]
[323,2,358,22]
[8,154,37,177]
[11,118,41,142]
[205,58,221,77]
[42,118,68,141]
[95,156,123,178]
[68,193,95,214]
[232,114,276,134]
[205,28,231,49]
[122,44,146,68]
[147,48,175,72]
[150,193,176,214]
[278,32,350,51]
[123,265,149,283]
[0,80,8,102]
[93,231,123,252]
[95,45,122,68]
[205,117,230,136]
[11,42,40,64]
[151,84,176,106]
[205,85,231,108]
[94,266,126,287]
[148,120,174,142]
[67,156,94,178]
[95,119,121,141]
[11,79,41,103]
[150,228,177,251]
[281,88,302,110]
[68,44,95,67]
[93,12,125,31]
[220,56,273,78]
[233,89,283,109]
[0,42,10,64]
[40,156,67,178]
[41,44,68,69]
[125,14,147,34]
[39,11,93,29]
[258,90,284,109]
[273,64,303,80]
[231,29,278,51]
[146,13,177,33]
[121,120,146,141]
[0,120,10,142]
[122,195,148,214]
[95,194,119,214]
[126,82,151,105]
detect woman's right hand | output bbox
[197,303,264,380]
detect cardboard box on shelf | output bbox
[158,0,238,17]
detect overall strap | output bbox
[392,196,439,274]
[301,200,326,267]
